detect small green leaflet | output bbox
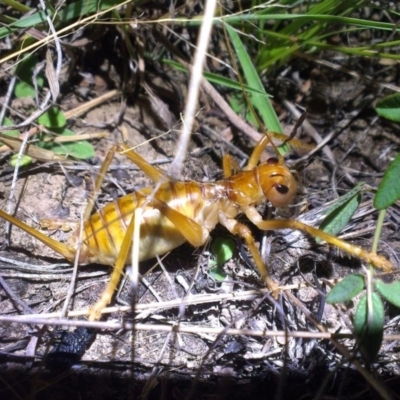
[354,293,384,362]
[10,154,32,167]
[317,182,364,242]
[211,237,235,267]
[374,152,400,210]
[376,280,400,308]
[326,274,365,304]
[209,237,236,282]
[37,107,66,129]
[39,129,95,159]
[208,265,228,282]
[375,92,400,123]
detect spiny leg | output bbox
[242,206,393,272]
[0,208,76,261]
[117,144,165,183]
[83,146,118,221]
[88,196,208,320]
[218,212,279,295]
[88,204,136,321]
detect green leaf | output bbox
[163,59,266,95]
[51,140,95,159]
[324,182,365,215]
[354,293,384,362]
[209,265,228,282]
[317,183,364,242]
[15,81,35,98]
[318,194,360,239]
[0,0,118,40]
[37,107,66,128]
[326,274,365,304]
[224,23,282,134]
[1,117,19,140]
[14,55,45,98]
[376,93,400,122]
[376,280,400,308]
[15,80,43,98]
[10,154,33,167]
[39,129,95,159]
[374,153,400,210]
[211,237,235,267]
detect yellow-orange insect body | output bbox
[0,138,392,321]
[67,157,296,266]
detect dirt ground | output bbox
[1,8,400,400]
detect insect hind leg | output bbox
[88,195,208,321]
[83,145,118,221]
[85,143,166,221]
[117,144,165,183]
[88,204,137,321]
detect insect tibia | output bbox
[255,218,394,272]
[40,218,77,232]
[0,209,76,262]
[365,253,393,273]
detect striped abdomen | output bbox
[72,181,220,266]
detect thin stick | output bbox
[169,0,217,178]
[59,212,85,318]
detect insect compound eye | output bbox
[274,184,289,194]
[266,157,279,165]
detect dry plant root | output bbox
[0,135,393,321]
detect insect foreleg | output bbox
[218,211,279,295]
[242,206,393,272]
